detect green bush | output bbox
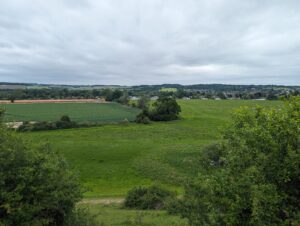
[135,111,151,124]
[124,186,176,210]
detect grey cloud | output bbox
[0,0,300,85]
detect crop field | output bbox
[22,100,281,198]
[2,102,140,123]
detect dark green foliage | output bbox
[63,207,98,226]
[180,97,300,226]
[17,116,78,131]
[135,110,151,124]
[149,96,181,121]
[137,95,150,110]
[105,89,123,102]
[117,93,130,105]
[124,186,176,210]
[0,125,82,225]
[60,115,71,122]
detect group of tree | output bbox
[0,109,98,225]
[177,97,300,225]
[135,95,181,124]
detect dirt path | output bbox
[79,198,124,205]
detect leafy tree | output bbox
[137,95,150,110]
[117,93,129,105]
[0,115,82,225]
[180,97,300,226]
[150,96,181,121]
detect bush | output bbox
[135,111,151,124]
[61,115,71,122]
[17,115,79,131]
[124,186,176,210]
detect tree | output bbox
[149,96,181,121]
[117,93,129,105]
[180,97,300,226]
[137,95,150,110]
[0,115,82,225]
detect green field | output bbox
[80,203,188,226]
[22,100,281,198]
[3,102,140,123]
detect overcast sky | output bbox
[0,0,300,85]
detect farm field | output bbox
[22,100,282,198]
[2,102,140,123]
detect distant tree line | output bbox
[0,84,299,101]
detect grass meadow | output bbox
[21,100,281,198]
[3,102,140,123]
[80,203,189,226]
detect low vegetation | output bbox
[124,186,176,210]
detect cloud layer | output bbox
[0,0,300,85]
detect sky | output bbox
[0,0,300,85]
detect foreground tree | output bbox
[0,110,82,226]
[180,97,300,226]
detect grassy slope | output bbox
[81,203,188,226]
[23,100,281,198]
[3,102,140,122]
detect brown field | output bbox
[0,98,106,104]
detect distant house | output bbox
[150,96,159,100]
[182,97,191,100]
[129,96,139,100]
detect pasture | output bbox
[2,102,140,123]
[22,100,281,198]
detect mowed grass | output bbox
[3,102,140,123]
[22,100,281,198]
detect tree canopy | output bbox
[180,97,300,226]
[0,114,82,225]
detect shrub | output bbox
[61,115,71,122]
[124,186,176,210]
[135,111,151,124]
